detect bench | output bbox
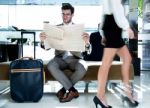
[0,61,134,92]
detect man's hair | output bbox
[61,3,74,14]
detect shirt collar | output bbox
[63,22,73,25]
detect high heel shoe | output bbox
[121,84,139,107]
[93,96,112,108]
[121,95,139,107]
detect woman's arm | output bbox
[110,0,129,30]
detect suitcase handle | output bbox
[21,31,36,59]
[20,57,33,60]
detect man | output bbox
[39,3,90,102]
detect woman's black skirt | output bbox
[102,14,125,48]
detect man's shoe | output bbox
[56,89,66,99]
[60,90,79,103]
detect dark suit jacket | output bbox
[83,31,104,61]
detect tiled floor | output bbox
[0,71,150,108]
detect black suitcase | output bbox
[9,57,44,102]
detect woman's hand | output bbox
[127,28,135,39]
[101,37,106,46]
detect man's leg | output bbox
[60,59,87,102]
[70,59,87,85]
[47,58,73,90]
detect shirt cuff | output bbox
[85,43,91,54]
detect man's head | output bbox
[61,3,74,24]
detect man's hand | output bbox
[39,32,47,42]
[82,32,91,54]
[82,32,90,44]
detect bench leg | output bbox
[84,81,91,93]
[107,81,117,91]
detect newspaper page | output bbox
[43,24,85,51]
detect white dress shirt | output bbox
[100,0,129,37]
[63,22,73,26]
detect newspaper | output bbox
[43,24,85,51]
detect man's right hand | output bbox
[39,32,47,42]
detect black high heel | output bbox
[93,96,112,108]
[121,84,139,107]
[121,95,139,107]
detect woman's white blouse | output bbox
[100,0,129,37]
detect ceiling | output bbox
[0,0,129,5]
[0,0,102,5]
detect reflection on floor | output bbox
[0,71,150,108]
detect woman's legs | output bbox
[116,45,136,102]
[97,48,118,105]
[116,45,132,85]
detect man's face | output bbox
[62,9,74,24]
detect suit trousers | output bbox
[47,56,87,90]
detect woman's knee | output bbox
[122,54,132,64]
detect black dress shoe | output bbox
[60,90,79,103]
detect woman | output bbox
[93,0,139,108]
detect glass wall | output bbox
[0,5,102,30]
